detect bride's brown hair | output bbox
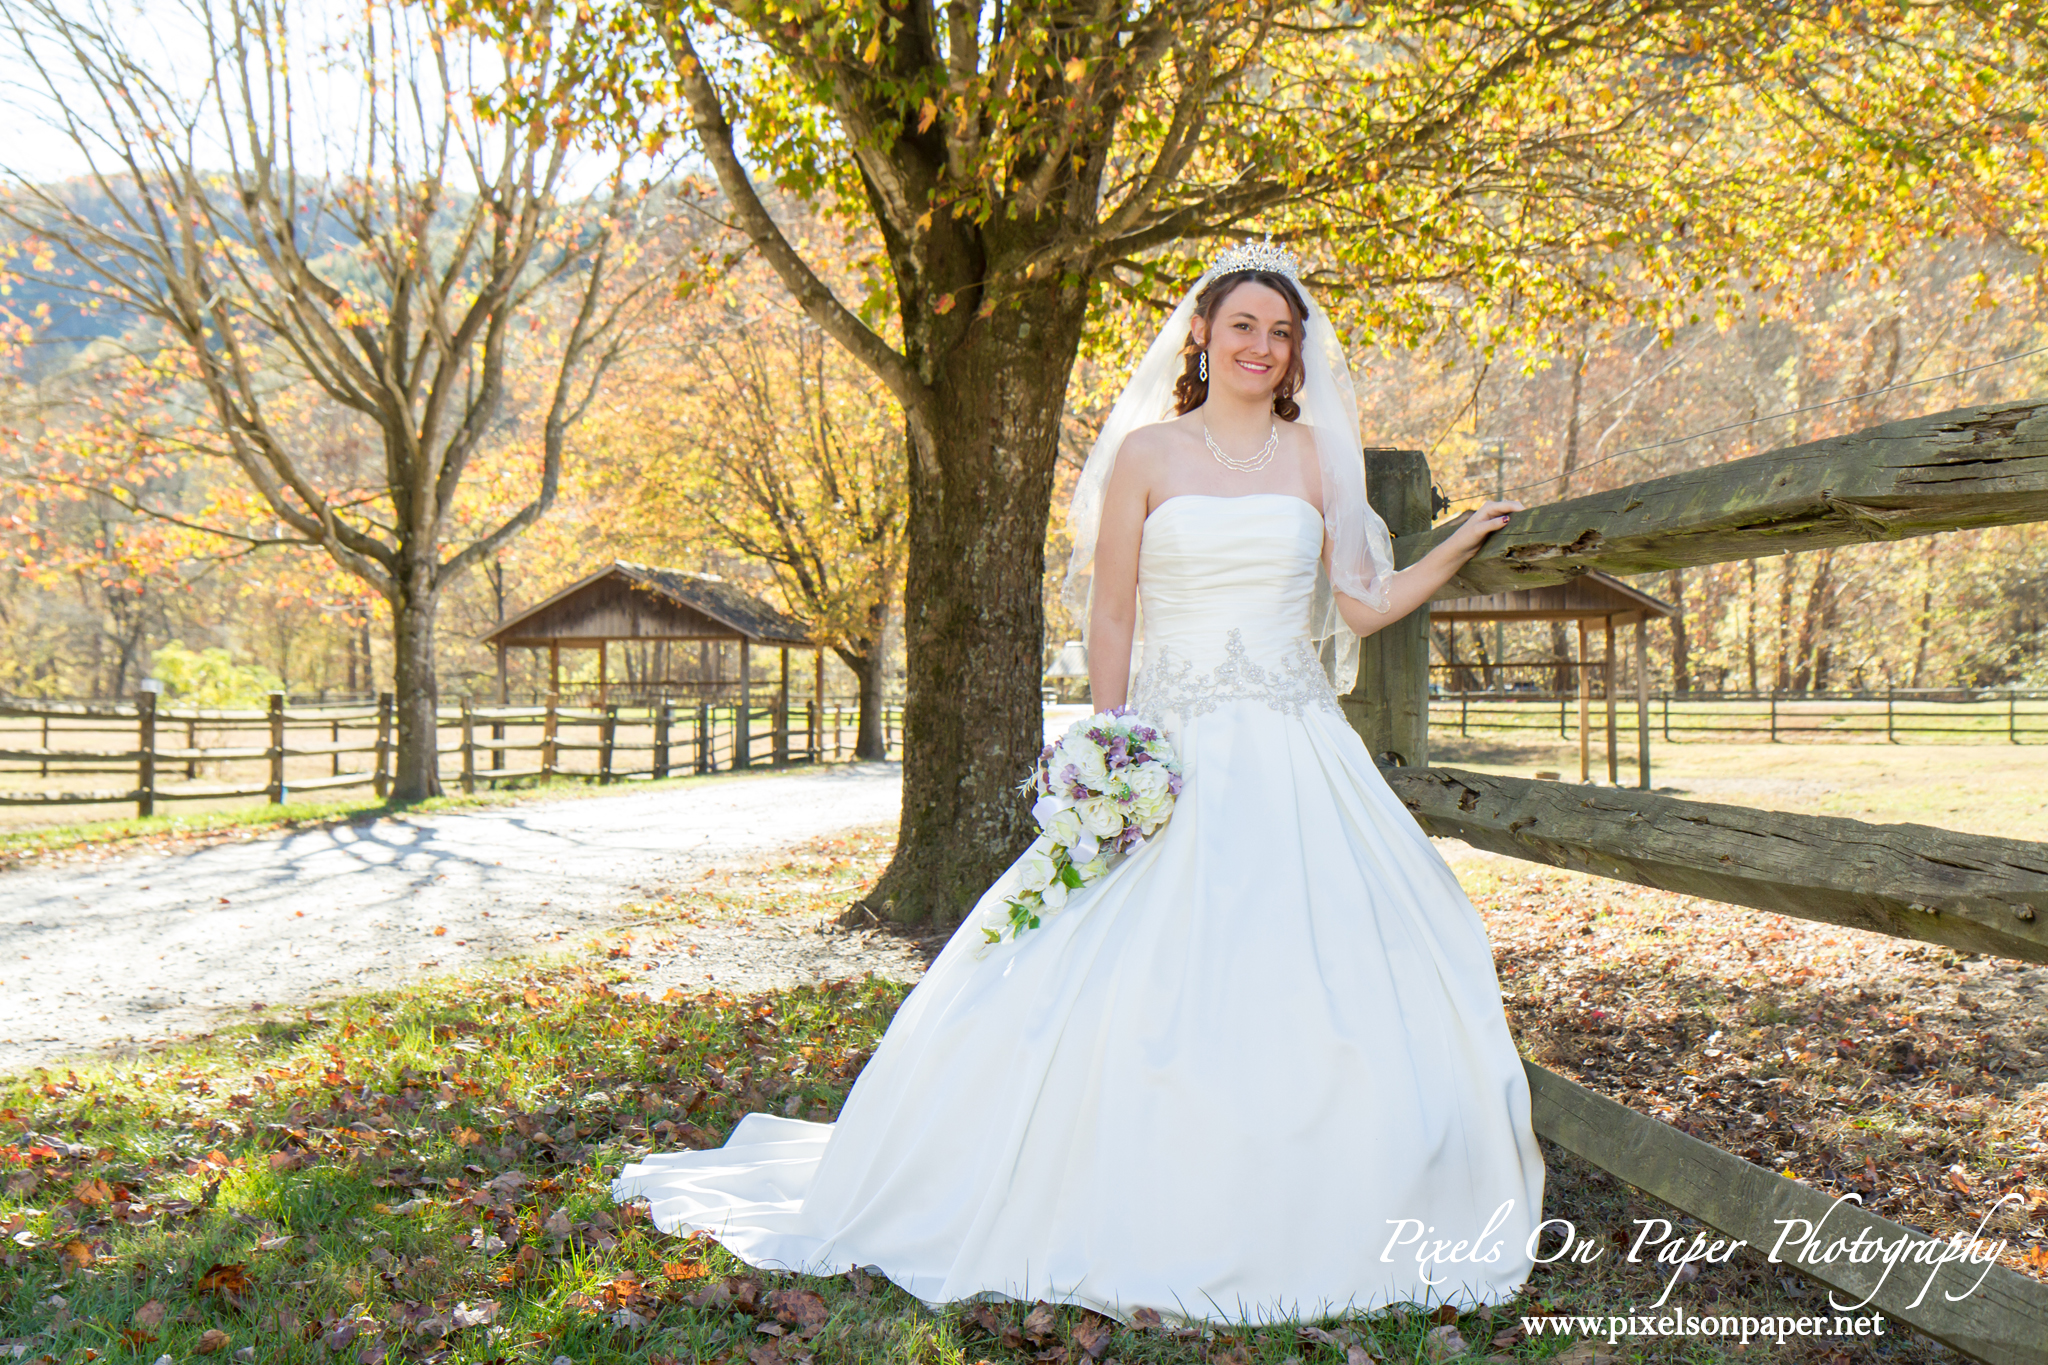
[1172,270,1311,420]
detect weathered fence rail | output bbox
[0,694,902,817]
[1352,405,2048,1362]
[1410,399,2048,595]
[1385,766,2048,962]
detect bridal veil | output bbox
[1060,244,1398,694]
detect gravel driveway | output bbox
[0,763,906,1075]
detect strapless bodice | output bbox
[1129,494,1343,724]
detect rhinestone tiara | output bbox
[1204,238,1300,281]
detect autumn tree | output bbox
[583,276,907,757]
[0,0,661,799]
[509,0,2044,921]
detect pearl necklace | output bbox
[1202,414,1280,473]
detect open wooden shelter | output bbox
[1430,569,1677,786]
[482,561,823,710]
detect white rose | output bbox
[1127,766,1169,802]
[1076,797,1124,838]
[1016,851,1057,892]
[1046,808,1084,846]
[1072,856,1110,881]
[1040,879,1070,910]
[1056,736,1109,784]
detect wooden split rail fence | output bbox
[1432,688,2048,745]
[0,695,901,818]
[1349,402,2048,1364]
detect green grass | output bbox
[0,969,1937,1365]
[0,846,1945,1365]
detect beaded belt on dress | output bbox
[1130,627,1344,722]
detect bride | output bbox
[612,242,1543,1327]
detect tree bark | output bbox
[858,279,1088,925]
[389,588,442,802]
[836,645,889,761]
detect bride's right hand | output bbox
[1445,500,1524,558]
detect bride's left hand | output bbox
[1446,499,1525,557]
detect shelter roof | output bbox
[1431,569,1678,623]
[483,561,813,647]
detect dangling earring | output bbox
[1198,352,1208,382]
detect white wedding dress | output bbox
[612,493,1546,1325]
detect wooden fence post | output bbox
[185,716,197,780]
[542,695,559,777]
[599,703,618,783]
[654,700,671,779]
[329,716,340,777]
[806,699,819,762]
[1344,449,1432,769]
[2010,688,2018,744]
[459,699,476,795]
[267,692,286,804]
[696,702,710,773]
[374,692,394,799]
[1769,689,1779,742]
[136,691,156,819]
[39,713,49,779]
[1887,684,1895,743]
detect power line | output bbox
[1439,342,2048,504]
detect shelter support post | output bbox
[1604,615,1618,785]
[1577,622,1591,783]
[1634,615,1650,788]
[776,646,790,765]
[738,638,752,769]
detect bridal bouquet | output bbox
[977,707,1184,950]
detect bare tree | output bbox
[0,0,660,798]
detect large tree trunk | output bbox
[836,645,888,761]
[861,282,1088,925]
[389,586,443,802]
